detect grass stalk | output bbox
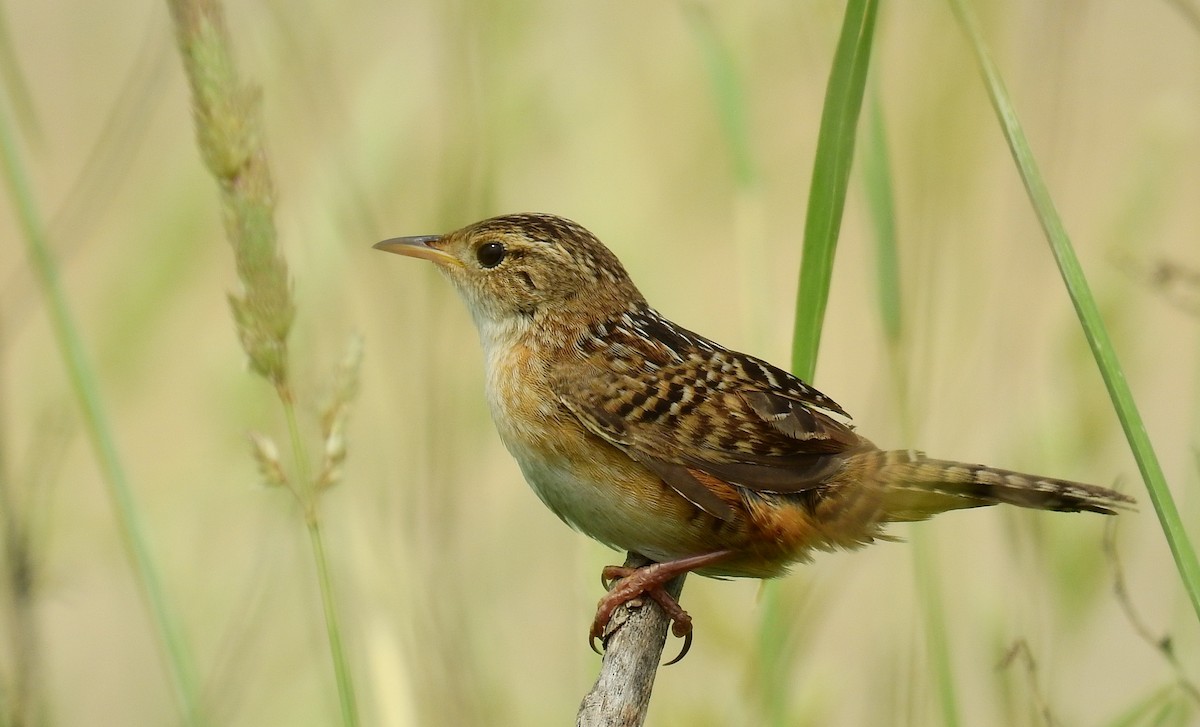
[0,89,204,725]
[790,0,879,380]
[769,0,878,723]
[283,396,360,727]
[305,506,359,727]
[949,0,1200,624]
[165,1,361,723]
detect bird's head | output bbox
[375,214,646,332]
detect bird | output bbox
[374,212,1133,661]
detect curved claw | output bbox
[662,629,693,666]
[588,614,694,666]
[589,553,732,664]
[600,565,632,592]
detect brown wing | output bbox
[553,308,865,520]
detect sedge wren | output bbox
[375,213,1132,658]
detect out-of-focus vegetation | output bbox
[1,1,1197,725]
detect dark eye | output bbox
[476,241,506,268]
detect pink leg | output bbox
[590,550,733,664]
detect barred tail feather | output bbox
[868,449,1135,523]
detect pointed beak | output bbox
[373,235,461,267]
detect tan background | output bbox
[1,1,1198,725]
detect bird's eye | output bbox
[476,241,506,268]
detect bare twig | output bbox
[1104,518,1200,705]
[998,639,1061,727]
[577,553,686,727]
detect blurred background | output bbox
[2,0,1198,725]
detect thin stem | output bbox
[306,516,360,727]
[164,0,361,720]
[949,0,1200,625]
[0,90,204,726]
[282,393,313,498]
[281,397,358,726]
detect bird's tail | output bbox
[860,449,1135,522]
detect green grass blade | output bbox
[0,90,205,726]
[759,1,879,723]
[949,0,1200,623]
[791,0,879,380]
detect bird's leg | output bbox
[590,550,733,664]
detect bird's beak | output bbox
[373,235,461,267]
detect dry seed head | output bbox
[314,334,363,492]
[248,431,287,487]
[320,335,363,433]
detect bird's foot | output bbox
[588,551,732,665]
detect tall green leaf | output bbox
[763,1,879,724]
[949,0,1200,623]
[791,0,879,380]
